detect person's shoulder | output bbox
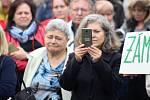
[67,20,73,26]
[112,52,122,59]
[103,51,121,62]
[28,47,46,57]
[145,19,150,30]
[40,18,54,26]
[0,55,16,66]
[68,53,75,59]
[37,18,55,31]
[0,20,6,29]
[1,55,14,61]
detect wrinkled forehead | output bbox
[46,28,64,34]
[70,0,90,10]
[1,0,12,3]
[46,28,69,38]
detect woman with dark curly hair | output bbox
[5,0,46,91]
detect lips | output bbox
[92,40,97,42]
[75,17,83,20]
[48,44,58,47]
[19,20,28,22]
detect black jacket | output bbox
[59,52,121,100]
[0,55,17,99]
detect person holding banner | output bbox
[59,14,122,100]
[119,0,150,100]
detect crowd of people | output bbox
[0,0,150,100]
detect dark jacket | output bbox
[59,52,121,100]
[0,55,17,99]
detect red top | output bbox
[5,23,45,71]
[0,20,6,29]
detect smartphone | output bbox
[8,43,19,53]
[82,28,92,47]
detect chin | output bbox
[48,49,57,54]
[93,44,101,48]
[92,43,98,46]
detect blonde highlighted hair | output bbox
[0,25,8,56]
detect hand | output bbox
[88,46,102,62]
[74,44,88,62]
[9,47,28,60]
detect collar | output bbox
[71,22,78,36]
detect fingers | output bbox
[74,45,102,62]
[9,51,18,57]
[9,48,28,60]
[75,44,88,62]
[88,46,98,55]
[75,47,87,55]
[88,46,101,56]
[88,46,102,61]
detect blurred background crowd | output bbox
[0,0,150,100]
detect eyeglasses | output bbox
[72,8,89,13]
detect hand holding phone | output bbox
[82,28,92,47]
[8,43,19,53]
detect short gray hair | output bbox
[69,0,95,13]
[75,14,121,52]
[45,19,70,39]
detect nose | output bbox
[77,9,82,15]
[92,31,94,38]
[57,6,62,12]
[21,13,26,17]
[51,38,56,43]
[92,31,95,38]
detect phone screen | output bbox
[82,28,92,47]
